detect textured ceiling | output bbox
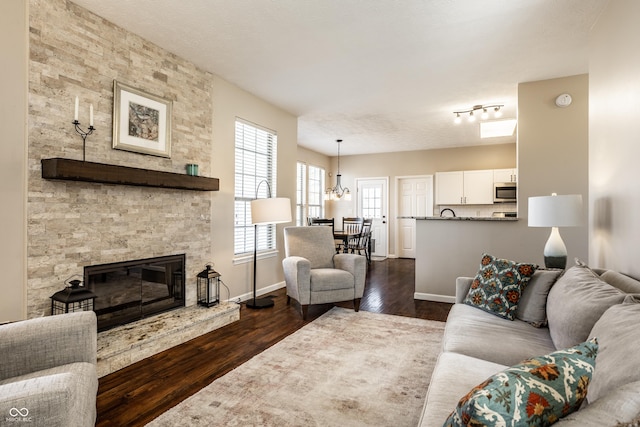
[71,0,608,156]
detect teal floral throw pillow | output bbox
[443,338,598,427]
[463,253,537,320]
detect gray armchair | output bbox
[283,226,367,319]
[0,311,98,427]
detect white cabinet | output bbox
[494,168,517,183]
[435,171,463,205]
[463,170,494,204]
[435,170,494,205]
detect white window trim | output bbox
[233,118,278,257]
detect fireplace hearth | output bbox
[85,254,185,331]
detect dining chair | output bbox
[348,218,373,263]
[308,217,335,232]
[337,217,363,253]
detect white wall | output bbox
[589,0,640,277]
[0,0,27,322]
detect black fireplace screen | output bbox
[85,254,185,331]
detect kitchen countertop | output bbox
[398,216,519,221]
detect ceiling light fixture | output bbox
[325,139,351,201]
[453,104,504,124]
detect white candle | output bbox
[89,104,94,127]
[74,96,79,122]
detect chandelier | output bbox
[453,103,504,124]
[325,139,351,201]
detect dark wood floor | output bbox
[96,258,452,426]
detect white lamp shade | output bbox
[528,194,583,227]
[251,197,292,225]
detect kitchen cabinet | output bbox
[435,170,494,205]
[494,168,517,183]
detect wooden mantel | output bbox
[41,158,219,191]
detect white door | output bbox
[356,178,388,258]
[397,176,433,258]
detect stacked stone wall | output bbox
[27,0,214,316]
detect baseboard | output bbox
[414,292,456,304]
[234,281,286,303]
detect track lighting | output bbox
[453,104,504,124]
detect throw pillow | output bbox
[463,253,537,320]
[443,338,598,427]
[546,263,626,349]
[516,269,563,327]
[587,299,640,403]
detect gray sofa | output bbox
[0,311,98,427]
[420,263,640,426]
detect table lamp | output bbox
[528,193,583,269]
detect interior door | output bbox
[356,178,388,258]
[397,176,433,258]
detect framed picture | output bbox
[112,81,172,158]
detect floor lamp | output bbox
[528,193,583,269]
[248,182,291,309]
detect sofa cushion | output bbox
[546,264,626,349]
[463,253,537,320]
[587,299,640,403]
[600,270,640,294]
[554,380,640,426]
[419,352,506,426]
[443,303,556,366]
[516,269,563,327]
[310,268,354,291]
[443,339,598,427]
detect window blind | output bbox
[295,162,325,226]
[296,162,307,226]
[308,164,324,219]
[234,119,278,255]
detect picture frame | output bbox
[112,81,172,158]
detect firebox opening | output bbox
[85,254,186,331]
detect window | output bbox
[234,119,277,256]
[296,162,325,226]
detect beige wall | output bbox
[518,75,590,263]
[297,145,330,171]
[589,0,640,276]
[210,76,297,301]
[415,74,589,299]
[0,0,28,322]
[325,143,517,254]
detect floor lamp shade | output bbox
[251,197,292,225]
[528,193,582,269]
[247,196,291,310]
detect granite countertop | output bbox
[398,216,519,221]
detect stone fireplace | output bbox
[24,0,243,376]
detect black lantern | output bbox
[197,264,220,307]
[50,275,97,315]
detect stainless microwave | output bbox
[494,182,517,203]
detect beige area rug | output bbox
[146,307,445,427]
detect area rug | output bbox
[146,307,445,427]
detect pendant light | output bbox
[325,139,351,201]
